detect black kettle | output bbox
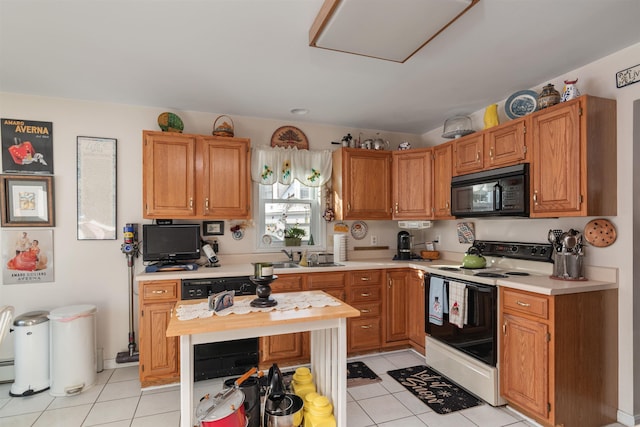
[264,364,304,427]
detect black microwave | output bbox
[450,164,529,217]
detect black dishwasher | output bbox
[181,277,259,381]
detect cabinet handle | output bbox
[189,197,193,209]
[476,151,480,162]
[347,202,351,212]
[388,278,393,289]
[489,148,494,159]
[360,292,371,297]
[359,276,371,281]
[533,192,538,205]
[445,201,449,209]
[516,300,531,307]
[360,325,372,329]
[360,309,371,313]
[152,290,167,294]
[395,202,399,213]
[204,198,209,212]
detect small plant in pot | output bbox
[284,225,306,247]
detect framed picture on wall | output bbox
[203,221,224,236]
[1,175,54,227]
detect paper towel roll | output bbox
[333,234,347,261]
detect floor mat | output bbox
[347,361,382,387]
[387,365,483,414]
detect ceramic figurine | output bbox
[561,78,581,102]
[537,83,561,110]
[483,104,499,129]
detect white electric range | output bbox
[423,240,554,406]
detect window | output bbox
[256,181,325,250]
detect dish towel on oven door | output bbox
[448,280,468,328]
[428,277,448,325]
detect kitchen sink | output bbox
[312,262,344,267]
[271,262,301,268]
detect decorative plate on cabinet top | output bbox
[350,221,368,240]
[270,126,309,149]
[505,90,538,119]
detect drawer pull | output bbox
[360,292,371,297]
[152,289,168,294]
[360,309,371,313]
[516,300,531,307]
[359,277,371,281]
[360,325,372,329]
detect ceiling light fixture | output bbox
[309,0,479,63]
[290,108,309,115]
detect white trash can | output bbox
[48,304,97,396]
[10,310,50,396]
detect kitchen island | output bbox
[166,290,360,427]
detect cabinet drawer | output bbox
[348,318,382,351]
[348,270,383,286]
[324,289,346,301]
[502,288,549,319]
[348,286,382,303]
[307,272,345,290]
[141,280,178,301]
[271,275,304,292]
[351,302,381,318]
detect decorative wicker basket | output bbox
[212,115,234,137]
[420,250,440,260]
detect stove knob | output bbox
[531,247,537,254]
[540,247,547,255]
[511,245,518,253]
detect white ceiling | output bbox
[1,0,639,134]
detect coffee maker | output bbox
[397,231,411,260]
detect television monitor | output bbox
[142,224,201,264]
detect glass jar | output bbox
[537,83,561,110]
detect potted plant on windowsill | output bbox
[284,225,306,247]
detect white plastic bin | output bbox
[48,304,97,396]
[10,310,50,396]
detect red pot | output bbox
[198,388,246,427]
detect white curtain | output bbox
[251,146,332,187]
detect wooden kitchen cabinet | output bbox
[384,270,410,345]
[407,269,425,354]
[392,148,433,219]
[332,148,392,220]
[346,270,384,354]
[142,130,251,219]
[529,95,616,217]
[500,287,618,427]
[453,119,527,176]
[432,143,454,219]
[139,280,180,387]
[259,274,309,367]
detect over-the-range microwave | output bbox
[450,164,529,217]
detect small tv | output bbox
[142,224,201,264]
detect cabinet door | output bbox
[343,150,391,220]
[453,134,484,175]
[501,313,549,421]
[433,143,453,218]
[198,137,251,219]
[385,270,410,344]
[348,317,382,352]
[392,149,433,219]
[530,102,581,215]
[143,131,196,218]
[485,119,527,169]
[407,270,425,353]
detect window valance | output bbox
[251,146,332,187]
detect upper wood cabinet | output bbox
[529,96,616,217]
[453,119,527,176]
[143,131,251,219]
[432,143,454,219]
[332,148,392,220]
[392,148,433,220]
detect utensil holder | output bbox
[552,251,585,280]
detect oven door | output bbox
[425,275,497,366]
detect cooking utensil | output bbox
[196,367,257,426]
[264,364,304,427]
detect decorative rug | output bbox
[347,361,381,387]
[387,365,483,414]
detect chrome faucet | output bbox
[281,249,294,261]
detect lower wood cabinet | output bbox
[346,270,383,353]
[407,270,425,354]
[500,287,618,427]
[384,270,410,345]
[138,280,180,387]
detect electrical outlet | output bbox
[434,235,441,243]
[371,235,378,245]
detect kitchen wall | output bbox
[420,42,640,424]
[0,41,638,424]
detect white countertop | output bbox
[135,258,618,296]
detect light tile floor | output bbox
[0,349,620,427]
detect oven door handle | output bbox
[494,183,502,211]
[461,284,493,293]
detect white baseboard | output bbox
[103,358,138,371]
[616,409,640,426]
